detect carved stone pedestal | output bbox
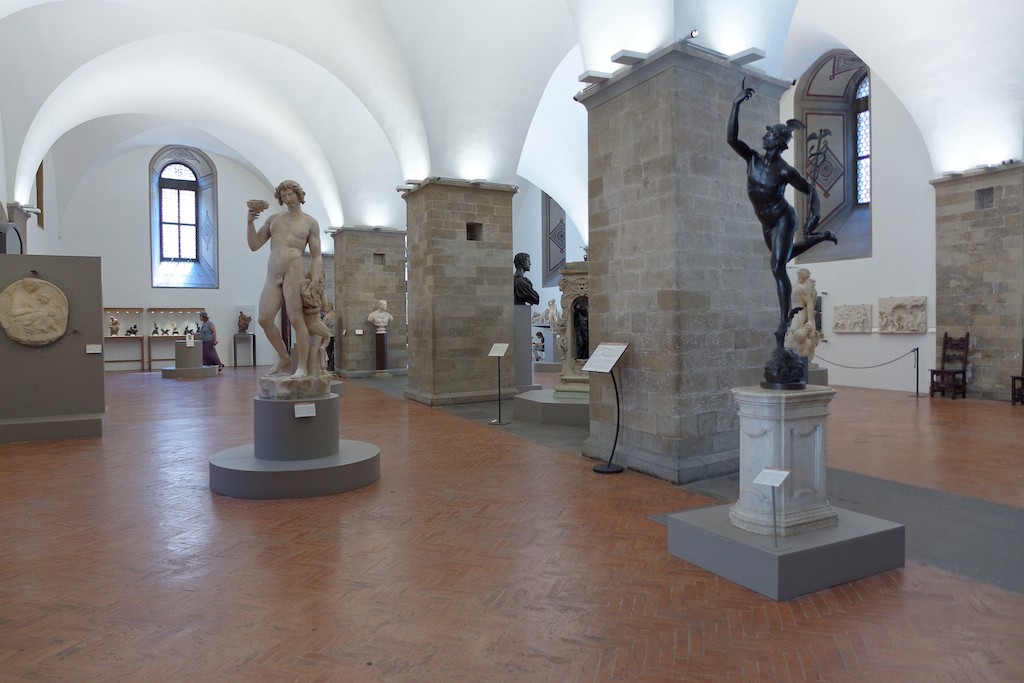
[729,385,838,536]
[667,385,905,600]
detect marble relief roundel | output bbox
[0,277,70,346]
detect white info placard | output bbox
[753,467,790,488]
[581,342,628,373]
[488,343,510,357]
[294,403,317,418]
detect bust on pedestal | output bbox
[367,299,393,377]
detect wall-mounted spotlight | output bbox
[611,49,648,66]
[688,29,699,39]
[728,47,766,66]
[578,70,612,85]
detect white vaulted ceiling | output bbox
[0,0,1021,249]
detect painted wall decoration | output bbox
[878,296,927,333]
[832,304,872,333]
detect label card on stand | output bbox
[582,342,628,373]
[488,343,510,357]
[186,334,195,347]
[753,467,790,488]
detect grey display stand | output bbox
[514,305,540,393]
[209,392,380,499]
[161,340,216,379]
[668,505,905,601]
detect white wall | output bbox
[781,72,937,393]
[57,147,284,366]
[512,177,586,319]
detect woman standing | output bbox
[197,312,224,372]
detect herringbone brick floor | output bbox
[0,368,1021,681]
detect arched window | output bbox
[159,163,198,262]
[795,51,871,262]
[150,146,218,288]
[854,75,871,205]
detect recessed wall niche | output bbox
[466,222,483,241]
[975,187,994,210]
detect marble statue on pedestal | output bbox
[247,181,322,379]
[109,316,119,336]
[367,299,393,332]
[784,268,822,362]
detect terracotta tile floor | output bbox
[0,368,1022,681]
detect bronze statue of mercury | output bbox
[727,81,836,387]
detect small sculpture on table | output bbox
[171,322,179,335]
[151,322,159,336]
[183,325,194,336]
[727,79,836,388]
[237,310,252,334]
[125,324,139,336]
[109,316,119,336]
[513,252,539,306]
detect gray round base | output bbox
[209,439,380,499]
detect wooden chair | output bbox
[929,332,969,399]
[1012,339,1023,406]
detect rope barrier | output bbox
[813,347,918,370]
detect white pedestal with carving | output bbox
[729,385,838,536]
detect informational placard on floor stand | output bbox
[488,343,510,426]
[582,342,629,474]
[752,467,790,547]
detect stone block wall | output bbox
[577,43,785,484]
[331,229,407,376]
[404,179,516,405]
[932,164,1024,400]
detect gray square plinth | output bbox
[667,505,904,601]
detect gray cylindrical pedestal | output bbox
[254,393,339,461]
[210,391,380,499]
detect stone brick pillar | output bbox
[403,178,517,405]
[332,228,407,376]
[932,164,1024,400]
[577,42,786,484]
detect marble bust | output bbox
[367,299,393,333]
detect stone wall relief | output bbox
[0,277,69,346]
[877,296,926,333]
[832,304,872,334]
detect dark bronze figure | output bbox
[728,81,837,388]
[513,252,540,306]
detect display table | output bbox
[234,333,256,367]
